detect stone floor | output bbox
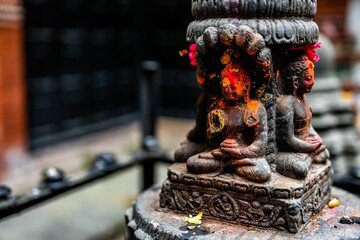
[0,117,194,240]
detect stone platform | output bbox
[125,185,360,240]
[159,162,332,233]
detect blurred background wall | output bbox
[0,0,204,158]
[22,0,199,150]
[0,0,26,166]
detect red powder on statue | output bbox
[179,44,197,67]
[289,42,321,63]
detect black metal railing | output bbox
[0,61,173,221]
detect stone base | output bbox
[159,161,332,233]
[125,185,360,240]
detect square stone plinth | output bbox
[160,161,332,233]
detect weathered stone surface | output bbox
[187,19,319,45]
[162,1,335,239]
[191,0,317,19]
[126,185,360,240]
[187,0,319,44]
[159,161,332,233]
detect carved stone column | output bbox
[159,0,331,233]
[126,1,358,239]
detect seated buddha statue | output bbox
[186,49,271,182]
[275,52,329,179]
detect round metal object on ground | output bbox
[0,185,11,200]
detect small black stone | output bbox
[339,216,354,224]
[351,216,360,224]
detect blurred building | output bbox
[0,0,201,163]
[316,0,360,91]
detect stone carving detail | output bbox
[173,190,204,213]
[187,0,319,45]
[208,192,239,220]
[274,51,329,179]
[160,0,332,234]
[161,162,331,233]
[177,24,275,182]
[187,18,319,45]
[191,0,317,19]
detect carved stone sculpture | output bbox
[160,0,332,233]
[275,51,329,179]
[186,47,271,182]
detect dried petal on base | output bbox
[186,212,203,225]
[328,198,340,208]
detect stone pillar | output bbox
[125,1,360,239]
[160,0,332,234]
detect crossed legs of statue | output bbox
[187,151,271,182]
[276,146,330,179]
